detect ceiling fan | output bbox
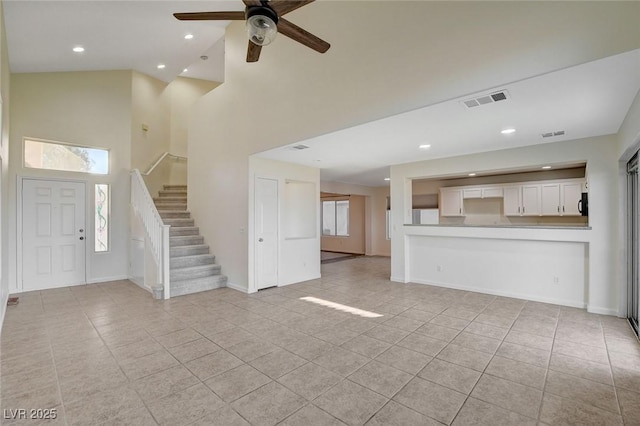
[174,0,330,63]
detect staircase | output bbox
[153,185,227,297]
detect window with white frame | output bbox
[322,200,349,236]
[24,139,109,174]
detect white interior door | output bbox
[255,177,278,290]
[22,179,86,291]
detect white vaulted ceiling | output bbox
[3,1,243,82]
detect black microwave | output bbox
[578,192,588,216]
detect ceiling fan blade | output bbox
[269,0,315,16]
[247,41,262,62]
[277,18,330,53]
[174,11,246,21]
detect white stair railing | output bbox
[131,169,171,299]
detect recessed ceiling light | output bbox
[501,128,516,134]
[72,46,84,53]
[184,34,194,40]
[384,178,391,181]
[157,64,166,69]
[183,68,188,73]
[468,173,476,177]
[419,144,431,149]
[542,166,552,169]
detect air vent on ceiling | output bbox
[541,130,565,138]
[462,90,510,109]
[290,144,310,150]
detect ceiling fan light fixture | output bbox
[246,7,278,46]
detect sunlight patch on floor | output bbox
[299,296,383,318]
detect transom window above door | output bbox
[24,138,109,174]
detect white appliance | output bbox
[412,209,440,225]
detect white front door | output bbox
[255,177,278,290]
[22,179,86,291]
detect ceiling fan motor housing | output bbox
[246,6,279,46]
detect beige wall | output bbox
[168,77,219,157]
[9,71,133,290]
[0,1,10,323]
[131,71,170,171]
[412,167,586,195]
[320,181,390,257]
[133,74,218,197]
[321,194,365,254]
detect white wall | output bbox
[0,1,11,329]
[617,88,640,161]
[408,233,587,308]
[391,135,620,315]
[247,157,320,293]
[9,71,133,290]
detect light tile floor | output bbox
[1,256,640,425]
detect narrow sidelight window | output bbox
[95,184,109,252]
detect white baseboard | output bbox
[410,277,587,309]
[86,275,129,284]
[279,274,321,288]
[390,276,406,283]
[586,305,619,316]
[226,282,248,293]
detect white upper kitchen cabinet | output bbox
[540,181,583,216]
[440,188,464,216]
[503,186,521,216]
[541,183,561,216]
[521,184,541,216]
[561,182,582,216]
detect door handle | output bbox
[578,199,583,213]
[79,229,84,233]
[258,238,264,242]
[79,236,84,241]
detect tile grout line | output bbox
[448,297,528,425]
[536,305,560,424]
[602,317,625,423]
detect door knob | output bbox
[79,229,84,233]
[258,238,264,242]
[79,236,84,241]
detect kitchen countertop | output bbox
[405,224,591,230]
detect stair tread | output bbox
[171,244,213,259]
[171,274,227,285]
[164,219,194,224]
[171,253,213,259]
[171,264,219,272]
